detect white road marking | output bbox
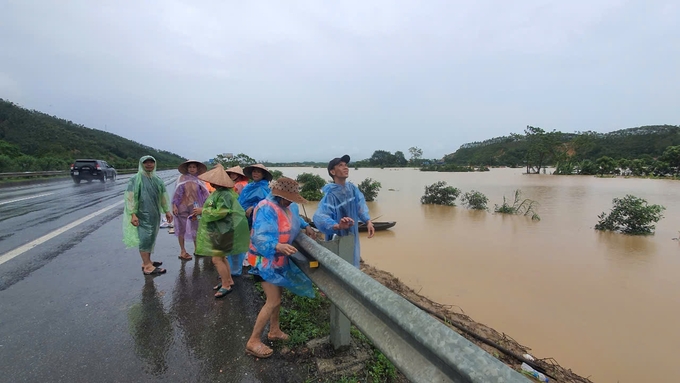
[0,192,55,206]
[0,200,124,266]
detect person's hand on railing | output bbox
[275,243,297,256]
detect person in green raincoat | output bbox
[194,163,250,298]
[123,156,173,275]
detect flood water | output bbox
[274,166,680,383]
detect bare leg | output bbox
[140,251,164,273]
[246,282,281,355]
[267,286,287,339]
[212,257,234,288]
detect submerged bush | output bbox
[494,189,540,220]
[270,169,283,180]
[357,178,382,201]
[461,190,489,210]
[296,172,326,201]
[595,195,665,235]
[420,181,460,206]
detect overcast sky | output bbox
[1,1,678,162]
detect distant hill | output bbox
[0,99,186,172]
[444,125,680,167]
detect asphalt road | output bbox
[0,173,307,383]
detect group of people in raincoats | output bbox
[122,154,374,359]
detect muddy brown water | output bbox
[275,167,680,383]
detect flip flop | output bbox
[140,262,163,271]
[213,283,222,291]
[245,343,273,359]
[267,332,290,341]
[143,266,166,276]
[214,286,233,298]
[178,253,193,261]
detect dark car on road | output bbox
[70,159,117,183]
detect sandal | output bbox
[267,332,290,341]
[214,286,233,298]
[213,283,222,291]
[178,253,193,261]
[143,266,166,276]
[140,262,163,271]
[245,343,273,359]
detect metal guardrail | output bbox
[292,234,529,383]
[0,168,168,179]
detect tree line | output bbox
[0,99,186,172]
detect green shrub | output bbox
[357,178,382,201]
[270,169,283,180]
[296,172,326,201]
[461,190,489,210]
[595,195,665,235]
[420,181,460,206]
[494,190,540,220]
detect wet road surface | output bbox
[0,174,308,382]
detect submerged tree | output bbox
[595,195,665,235]
[357,178,382,202]
[296,172,326,201]
[461,190,489,210]
[420,181,460,206]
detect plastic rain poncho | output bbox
[194,187,250,258]
[227,179,250,275]
[123,156,171,252]
[238,180,271,227]
[313,182,371,268]
[248,195,314,298]
[171,173,210,240]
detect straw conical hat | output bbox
[178,160,208,175]
[198,163,234,188]
[244,163,273,181]
[225,165,245,177]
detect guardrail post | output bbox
[318,234,354,350]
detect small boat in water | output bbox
[302,215,396,232]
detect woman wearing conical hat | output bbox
[194,164,250,298]
[238,164,273,228]
[172,160,209,261]
[226,165,248,195]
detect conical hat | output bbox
[178,160,208,175]
[225,165,245,177]
[198,163,234,188]
[244,163,273,181]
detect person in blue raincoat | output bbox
[123,156,173,275]
[238,163,272,228]
[313,155,375,268]
[245,177,315,359]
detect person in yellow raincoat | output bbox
[123,156,173,276]
[193,164,250,298]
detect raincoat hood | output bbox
[139,155,157,177]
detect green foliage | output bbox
[408,146,423,166]
[595,195,666,235]
[444,125,680,169]
[420,163,474,172]
[366,349,397,382]
[494,190,540,220]
[296,172,326,201]
[596,156,617,175]
[420,181,460,206]
[461,190,489,210]
[270,169,283,180]
[357,178,382,201]
[0,99,185,171]
[213,153,256,168]
[368,150,408,167]
[278,289,330,347]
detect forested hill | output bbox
[444,125,680,167]
[0,99,186,171]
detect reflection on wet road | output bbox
[0,173,307,382]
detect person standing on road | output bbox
[193,164,250,298]
[171,160,209,261]
[313,155,375,268]
[123,155,173,276]
[226,165,251,274]
[246,177,315,359]
[238,164,273,229]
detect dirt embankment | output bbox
[360,262,594,383]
